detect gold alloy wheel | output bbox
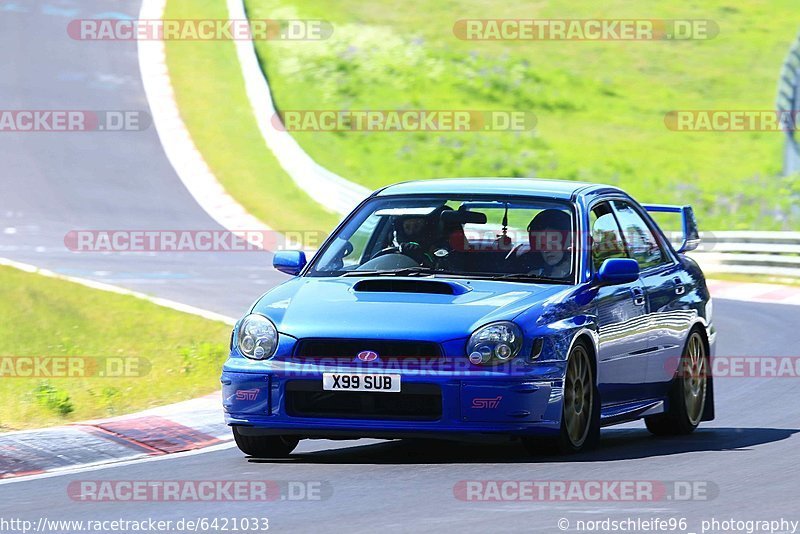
[683,332,708,426]
[564,344,593,448]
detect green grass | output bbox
[0,267,232,431]
[242,0,800,231]
[163,0,341,237]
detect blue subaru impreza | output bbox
[222,178,715,456]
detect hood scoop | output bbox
[352,278,471,295]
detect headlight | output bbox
[467,321,523,365]
[237,314,278,360]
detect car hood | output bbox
[251,276,572,342]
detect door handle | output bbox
[673,277,685,295]
[630,287,646,306]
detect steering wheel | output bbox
[368,245,403,261]
[504,242,526,261]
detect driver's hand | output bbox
[400,242,421,255]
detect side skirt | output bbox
[600,399,665,427]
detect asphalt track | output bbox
[0,0,285,317]
[1,1,800,533]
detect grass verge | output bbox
[244,0,800,231]
[163,0,341,237]
[0,266,232,431]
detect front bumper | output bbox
[221,361,566,439]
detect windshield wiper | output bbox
[340,267,438,277]
[489,273,569,284]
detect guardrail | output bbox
[688,231,800,277]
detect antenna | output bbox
[498,202,511,249]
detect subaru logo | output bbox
[356,350,379,362]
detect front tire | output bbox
[645,330,708,436]
[524,340,600,454]
[232,427,299,457]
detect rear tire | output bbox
[523,340,600,455]
[232,427,299,457]
[645,330,708,436]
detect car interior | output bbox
[328,202,575,278]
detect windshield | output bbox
[308,195,576,283]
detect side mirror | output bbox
[341,241,354,258]
[642,204,700,253]
[677,206,700,253]
[273,250,307,276]
[597,258,640,286]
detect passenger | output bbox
[509,209,573,278]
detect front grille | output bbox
[293,339,442,360]
[285,381,442,420]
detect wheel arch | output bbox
[568,328,599,384]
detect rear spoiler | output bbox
[642,204,700,253]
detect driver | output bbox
[393,214,436,265]
[393,206,455,265]
[508,209,572,278]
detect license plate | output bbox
[322,373,401,393]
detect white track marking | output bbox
[0,256,235,324]
[226,0,370,215]
[7,0,798,486]
[138,0,273,248]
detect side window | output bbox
[590,202,628,272]
[611,201,666,270]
